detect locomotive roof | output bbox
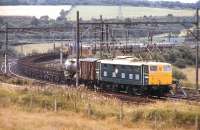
[99,59,171,66]
[80,58,99,62]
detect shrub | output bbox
[172,67,187,80]
[158,46,196,68]
[174,59,186,68]
[132,110,143,122]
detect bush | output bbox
[174,59,186,68]
[132,110,143,122]
[172,67,187,80]
[159,46,196,68]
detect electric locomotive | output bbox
[64,56,172,96]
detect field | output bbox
[0,5,195,20]
[67,6,195,20]
[0,5,71,19]
[0,83,199,130]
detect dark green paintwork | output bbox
[99,63,149,86]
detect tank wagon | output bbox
[65,56,172,96]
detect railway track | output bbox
[12,52,200,104]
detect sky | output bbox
[151,0,198,3]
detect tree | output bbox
[31,16,39,26]
[0,17,4,25]
[40,15,49,25]
[56,9,68,26]
[60,9,66,18]
[173,67,187,80]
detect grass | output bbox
[0,5,194,20]
[179,67,200,88]
[0,74,32,86]
[68,6,195,20]
[0,84,199,130]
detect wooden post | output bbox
[196,8,199,94]
[76,11,80,87]
[154,114,157,130]
[30,94,33,109]
[87,103,92,116]
[54,97,57,112]
[74,97,77,112]
[100,15,104,58]
[125,29,128,53]
[195,115,199,130]
[119,101,124,122]
[53,33,56,53]
[44,99,47,111]
[60,42,63,64]
[74,91,78,112]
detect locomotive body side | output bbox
[99,60,148,86]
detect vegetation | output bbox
[178,67,200,88]
[0,0,199,9]
[0,74,31,86]
[150,46,197,68]
[67,6,194,20]
[0,84,198,130]
[173,67,187,80]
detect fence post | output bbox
[54,97,57,112]
[74,92,77,112]
[44,99,47,111]
[29,93,33,109]
[195,115,199,130]
[119,101,124,122]
[87,103,92,117]
[154,114,157,130]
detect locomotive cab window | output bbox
[150,65,158,71]
[164,65,172,72]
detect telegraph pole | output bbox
[106,24,109,42]
[125,30,128,52]
[106,24,109,53]
[76,11,80,87]
[100,15,103,58]
[4,23,8,74]
[60,42,63,64]
[52,33,56,53]
[196,8,199,93]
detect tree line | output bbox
[0,0,200,9]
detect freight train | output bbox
[64,56,172,96]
